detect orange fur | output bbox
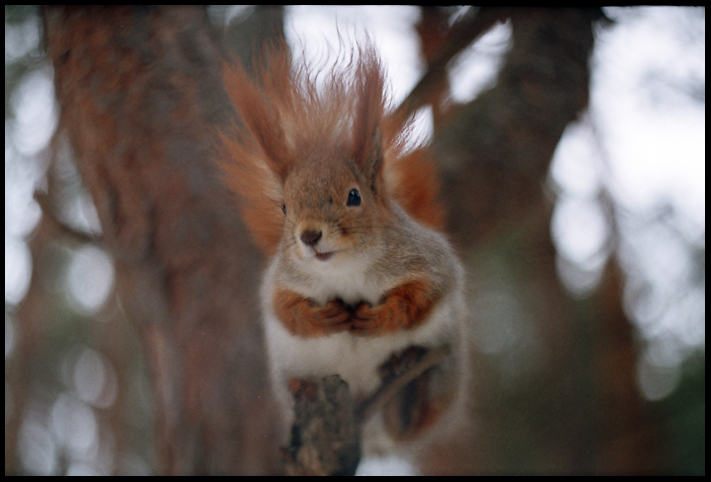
[219,41,446,256]
[385,147,445,231]
[273,279,440,339]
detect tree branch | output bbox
[33,190,101,245]
[282,344,451,475]
[391,7,508,123]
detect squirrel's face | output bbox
[281,155,390,265]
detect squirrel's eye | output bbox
[282,203,286,215]
[347,189,361,207]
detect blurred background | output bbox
[5,6,704,475]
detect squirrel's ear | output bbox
[223,57,293,183]
[351,47,385,191]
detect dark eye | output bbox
[282,203,286,215]
[347,189,361,207]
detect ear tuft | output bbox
[222,47,295,182]
[219,46,297,256]
[351,45,386,190]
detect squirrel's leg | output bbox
[378,346,458,440]
[273,289,352,337]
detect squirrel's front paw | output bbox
[311,299,352,332]
[351,301,400,336]
[274,290,352,337]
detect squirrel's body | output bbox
[220,41,467,454]
[263,203,465,396]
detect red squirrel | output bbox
[220,41,467,455]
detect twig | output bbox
[33,191,101,245]
[391,7,508,123]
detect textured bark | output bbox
[415,8,656,474]
[44,6,280,474]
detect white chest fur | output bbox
[265,308,455,388]
[262,252,462,399]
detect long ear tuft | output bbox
[351,45,386,191]
[223,56,294,182]
[219,48,296,256]
[218,124,285,257]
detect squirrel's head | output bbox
[281,136,393,264]
[220,39,444,260]
[222,40,393,261]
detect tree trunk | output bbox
[420,8,657,474]
[44,6,280,474]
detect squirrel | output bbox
[219,40,468,456]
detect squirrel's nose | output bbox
[300,229,322,247]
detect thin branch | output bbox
[391,7,508,123]
[33,190,101,245]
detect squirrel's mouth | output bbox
[314,251,335,262]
